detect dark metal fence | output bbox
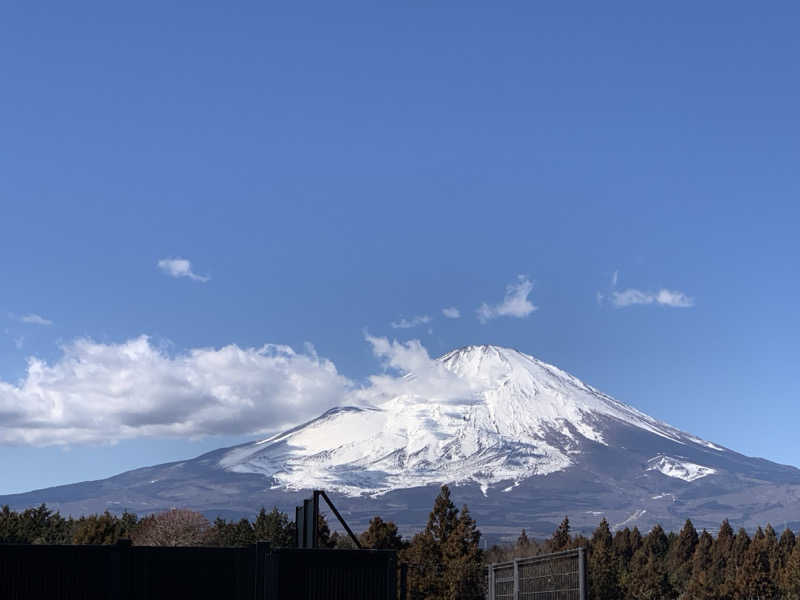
[0,540,397,600]
[265,548,397,600]
[487,548,586,600]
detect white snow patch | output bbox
[650,493,677,501]
[647,455,716,482]
[614,509,647,530]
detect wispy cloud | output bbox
[441,307,461,319]
[157,258,210,282]
[360,334,475,406]
[390,315,431,329]
[17,313,53,326]
[600,270,693,309]
[477,275,537,323]
[610,288,694,308]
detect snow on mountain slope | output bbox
[647,455,716,482]
[219,345,725,496]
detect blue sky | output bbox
[1,2,799,495]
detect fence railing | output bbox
[0,540,398,600]
[486,548,586,600]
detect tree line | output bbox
[489,516,800,599]
[3,490,800,599]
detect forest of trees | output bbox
[3,490,800,599]
[488,516,800,600]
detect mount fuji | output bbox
[3,345,799,539]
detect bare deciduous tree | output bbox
[132,509,210,546]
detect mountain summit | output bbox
[3,344,799,537]
[219,345,724,497]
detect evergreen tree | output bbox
[686,529,715,600]
[441,504,483,600]
[550,516,571,552]
[72,511,126,545]
[0,504,21,543]
[330,530,358,549]
[721,526,748,598]
[626,524,671,600]
[402,485,483,600]
[666,518,698,596]
[613,527,640,598]
[360,516,405,550]
[316,513,335,548]
[588,518,620,600]
[737,526,776,599]
[713,519,736,596]
[516,529,531,551]
[781,539,800,598]
[764,523,779,569]
[120,511,138,538]
[253,507,295,547]
[778,527,796,566]
[777,527,797,596]
[18,504,71,544]
[403,486,458,599]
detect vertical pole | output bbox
[578,547,586,600]
[312,491,320,549]
[303,499,314,548]
[400,563,408,600]
[295,506,304,548]
[513,559,519,600]
[488,564,495,600]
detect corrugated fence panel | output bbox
[267,548,397,600]
[0,543,398,600]
[0,544,115,600]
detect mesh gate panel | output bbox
[488,548,584,600]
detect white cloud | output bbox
[611,288,694,308]
[611,270,619,287]
[0,330,501,446]
[359,335,476,406]
[441,307,461,319]
[390,315,431,329]
[0,336,351,445]
[477,275,537,323]
[8,313,53,326]
[21,313,53,326]
[157,258,210,282]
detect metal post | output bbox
[295,506,304,548]
[488,564,495,600]
[400,563,408,600]
[513,558,519,600]
[312,491,320,549]
[303,498,314,548]
[578,547,586,600]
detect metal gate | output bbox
[487,548,586,600]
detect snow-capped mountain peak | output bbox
[217,345,727,497]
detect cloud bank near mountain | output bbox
[0,334,472,446]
